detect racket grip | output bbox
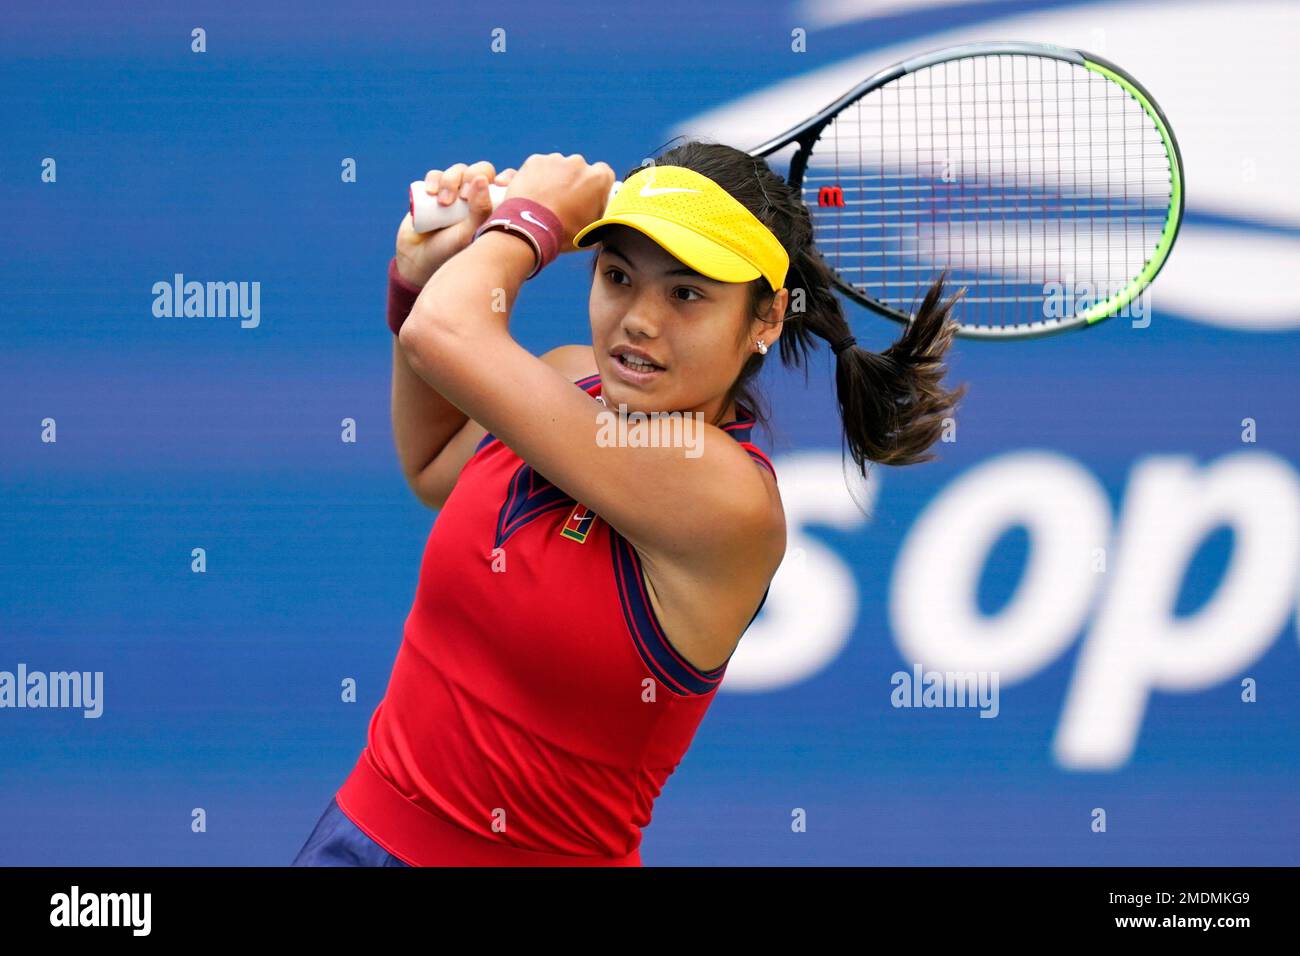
[409,179,622,234]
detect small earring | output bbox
[756,339,768,355]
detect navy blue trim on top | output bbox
[713,401,775,478]
[482,372,606,547]
[746,584,771,630]
[610,532,728,697]
[718,406,757,443]
[594,370,770,695]
[744,447,776,476]
[493,463,574,550]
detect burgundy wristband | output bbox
[471,197,563,279]
[388,257,424,336]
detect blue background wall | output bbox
[2,0,1296,864]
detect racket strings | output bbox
[804,53,1175,331]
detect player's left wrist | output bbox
[472,229,541,282]
[471,198,563,279]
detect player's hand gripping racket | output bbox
[409,40,1183,339]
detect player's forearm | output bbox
[388,254,478,482]
[398,231,534,382]
[391,336,467,481]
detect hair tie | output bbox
[830,334,857,356]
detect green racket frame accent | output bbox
[1077,56,1185,326]
[750,41,1186,339]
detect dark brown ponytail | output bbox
[831,275,968,468]
[617,139,967,473]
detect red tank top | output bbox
[336,373,777,865]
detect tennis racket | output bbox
[409,40,1184,339]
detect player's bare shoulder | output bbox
[540,344,598,381]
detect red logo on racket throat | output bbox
[818,185,844,208]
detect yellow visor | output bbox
[572,164,789,292]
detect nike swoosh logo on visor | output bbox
[639,168,701,198]
[640,185,701,197]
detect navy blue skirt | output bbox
[292,797,412,867]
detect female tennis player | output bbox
[292,141,964,866]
